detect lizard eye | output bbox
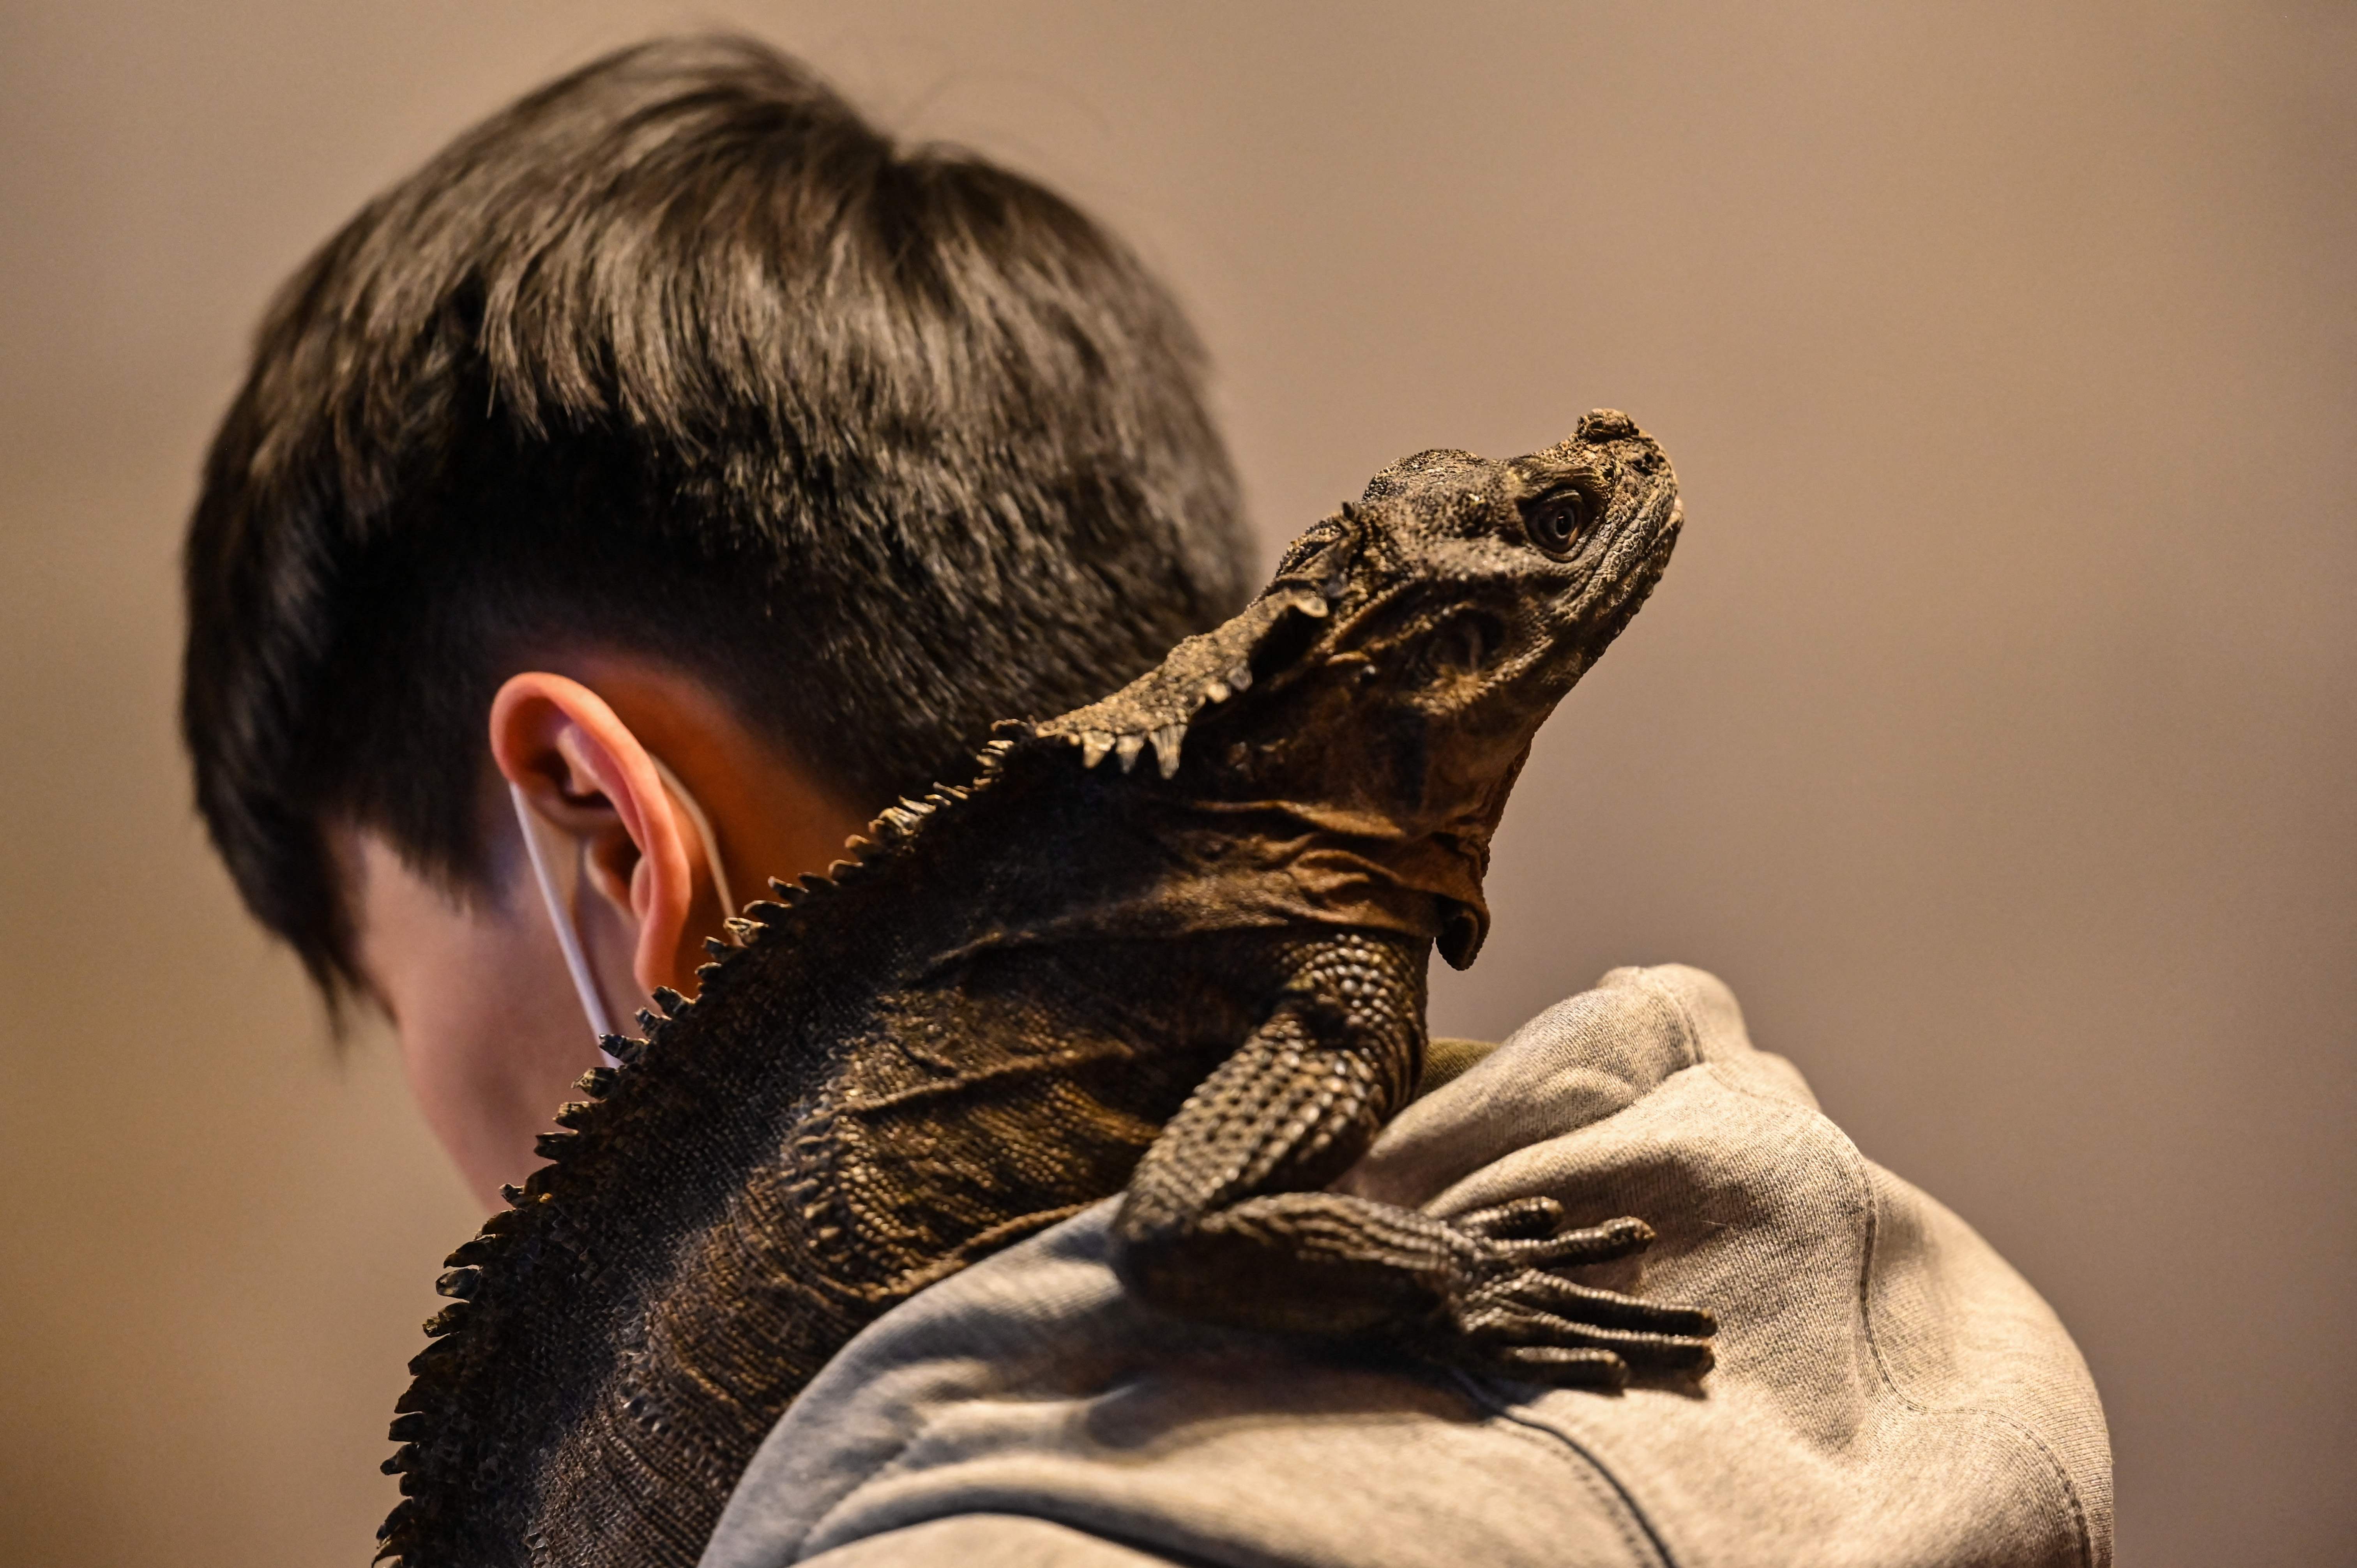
[1520,487,1591,558]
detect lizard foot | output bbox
[1435,1198,1716,1389]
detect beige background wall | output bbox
[2,3,2349,1563]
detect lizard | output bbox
[377,408,1713,1568]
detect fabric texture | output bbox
[699,964,2112,1568]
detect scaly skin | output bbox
[378,409,1712,1568]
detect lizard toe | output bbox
[1485,1344,1631,1390]
[1455,1196,1569,1241]
[1457,1285,1717,1375]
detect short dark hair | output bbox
[182,35,1251,999]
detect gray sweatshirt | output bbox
[700,964,2112,1568]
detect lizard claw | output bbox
[1437,1205,1716,1386]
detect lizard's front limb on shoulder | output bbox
[1110,932,1714,1388]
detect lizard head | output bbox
[1246,409,1684,965]
[1037,408,1680,969]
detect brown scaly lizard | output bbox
[377,409,1714,1568]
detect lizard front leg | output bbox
[1111,932,1715,1388]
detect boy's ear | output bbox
[487,671,698,996]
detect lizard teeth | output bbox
[1228,660,1253,691]
[1080,730,1115,768]
[1114,732,1146,772]
[1149,723,1187,777]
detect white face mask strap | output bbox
[646,756,740,939]
[509,756,744,1068]
[509,779,620,1053]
